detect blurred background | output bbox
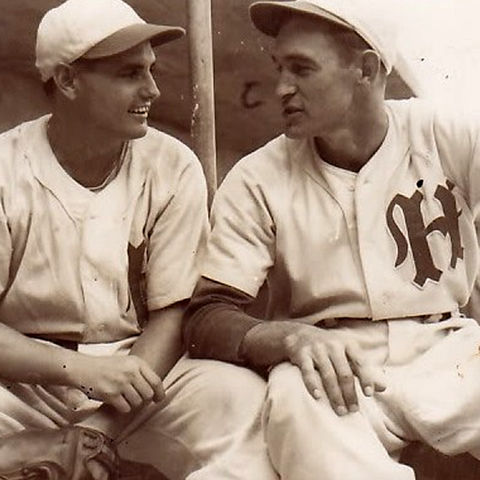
[0,0,418,182]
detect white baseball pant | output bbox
[264,316,480,480]
[0,340,277,480]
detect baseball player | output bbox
[184,0,480,479]
[0,1,276,479]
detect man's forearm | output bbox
[0,322,86,387]
[184,278,318,369]
[129,302,185,378]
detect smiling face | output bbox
[71,41,160,141]
[272,16,365,139]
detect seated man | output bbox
[0,1,276,479]
[184,1,480,479]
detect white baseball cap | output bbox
[36,0,185,82]
[249,0,397,74]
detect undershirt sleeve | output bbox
[183,277,263,364]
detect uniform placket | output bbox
[79,195,125,340]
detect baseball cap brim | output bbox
[83,23,185,59]
[250,1,352,37]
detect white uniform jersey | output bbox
[0,115,208,343]
[203,99,480,323]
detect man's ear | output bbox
[359,49,382,85]
[51,63,80,100]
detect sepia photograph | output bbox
[1,0,480,479]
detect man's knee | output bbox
[171,357,268,421]
[266,362,318,412]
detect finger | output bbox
[152,384,166,403]
[121,384,145,410]
[347,345,386,396]
[312,351,348,416]
[139,365,165,402]
[131,375,156,403]
[296,354,323,400]
[108,394,132,414]
[330,348,358,412]
[366,365,387,392]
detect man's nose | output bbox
[142,71,160,101]
[275,70,297,98]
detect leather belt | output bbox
[26,335,79,351]
[316,312,452,329]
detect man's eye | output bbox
[291,64,311,75]
[121,70,141,79]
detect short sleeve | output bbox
[146,151,209,311]
[430,103,480,215]
[203,159,276,297]
[0,134,15,299]
[0,204,12,296]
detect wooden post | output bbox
[187,0,217,206]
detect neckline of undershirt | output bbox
[320,158,358,180]
[313,107,394,179]
[88,141,130,193]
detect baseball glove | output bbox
[0,426,118,480]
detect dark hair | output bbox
[42,78,57,98]
[41,57,98,98]
[333,27,387,76]
[330,27,371,66]
[277,11,380,69]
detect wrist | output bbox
[61,350,92,389]
[241,321,293,367]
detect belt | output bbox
[26,335,79,351]
[316,312,452,329]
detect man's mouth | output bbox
[283,106,302,115]
[283,106,303,117]
[128,105,150,115]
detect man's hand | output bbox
[283,324,386,415]
[69,354,165,413]
[241,321,386,416]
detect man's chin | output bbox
[284,126,307,139]
[126,124,149,140]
